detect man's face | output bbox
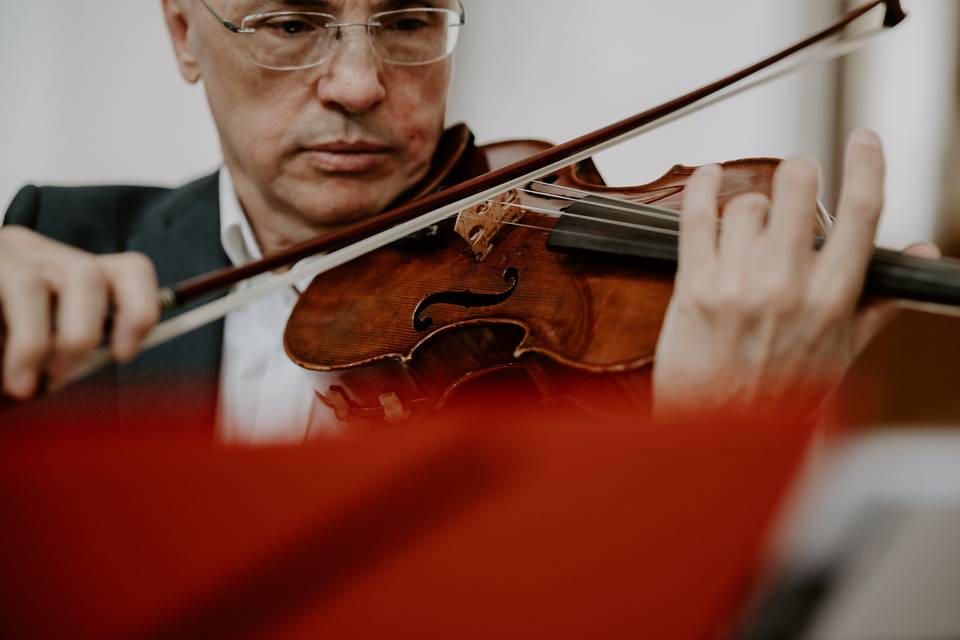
[184,0,453,232]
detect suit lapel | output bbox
[118,172,229,429]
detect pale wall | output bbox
[1,1,955,247]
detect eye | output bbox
[391,18,428,32]
[262,16,319,36]
[381,16,431,32]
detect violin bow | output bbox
[61,0,906,388]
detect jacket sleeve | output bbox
[3,185,41,229]
[0,185,139,254]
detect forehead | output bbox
[229,0,456,14]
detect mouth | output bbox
[300,141,394,173]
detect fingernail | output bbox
[8,370,37,400]
[112,337,136,363]
[850,128,881,149]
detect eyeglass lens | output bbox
[241,8,462,70]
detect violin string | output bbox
[503,178,835,236]
[456,204,684,245]
[523,182,682,223]
[516,186,677,223]
[525,177,835,230]
[532,179,685,200]
[490,201,680,237]
[458,203,809,259]
[529,181,681,216]
[458,216,651,245]
[457,208,960,325]
[455,211,676,251]
[481,198,844,247]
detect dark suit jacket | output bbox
[2,173,229,429]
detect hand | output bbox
[0,226,160,400]
[653,129,937,418]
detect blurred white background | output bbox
[1,1,957,247]
[4,6,960,627]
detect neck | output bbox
[245,204,335,259]
[227,170,345,258]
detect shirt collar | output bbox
[218,166,263,267]
[217,166,323,295]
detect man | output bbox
[0,0,932,439]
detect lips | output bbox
[300,140,394,173]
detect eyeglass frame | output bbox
[196,0,466,71]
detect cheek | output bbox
[205,59,307,173]
[389,69,450,159]
[240,99,296,168]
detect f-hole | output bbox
[413,267,520,332]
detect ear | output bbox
[162,0,201,84]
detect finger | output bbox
[47,259,110,379]
[678,164,721,279]
[0,265,52,399]
[852,299,898,355]
[766,156,821,262]
[903,242,940,259]
[719,193,768,264]
[100,253,160,362]
[816,129,885,296]
[1,224,91,269]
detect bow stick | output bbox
[59,0,907,389]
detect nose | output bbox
[315,27,387,115]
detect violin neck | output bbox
[864,247,960,308]
[546,204,960,308]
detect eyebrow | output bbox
[280,0,333,7]
[279,0,445,11]
[241,0,446,14]
[370,0,445,11]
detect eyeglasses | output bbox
[198,1,465,71]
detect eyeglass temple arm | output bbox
[198,0,244,33]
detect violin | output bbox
[15,0,951,421]
[280,131,957,423]
[282,135,808,420]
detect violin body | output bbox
[284,138,806,423]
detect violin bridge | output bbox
[454,189,523,261]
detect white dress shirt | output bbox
[216,168,341,444]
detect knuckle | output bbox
[10,332,48,367]
[0,225,33,244]
[682,167,721,211]
[6,341,49,396]
[778,157,820,191]
[117,252,157,280]
[760,270,802,314]
[845,190,883,222]
[724,192,769,218]
[54,329,101,358]
[710,275,751,317]
[0,266,44,297]
[675,278,715,314]
[808,288,851,327]
[124,304,160,337]
[68,259,107,289]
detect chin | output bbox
[273,174,385,221]
[288,172,420,224]
[290,191,391,229]
[308,203,383,228]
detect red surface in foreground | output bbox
[0,396,814,639]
